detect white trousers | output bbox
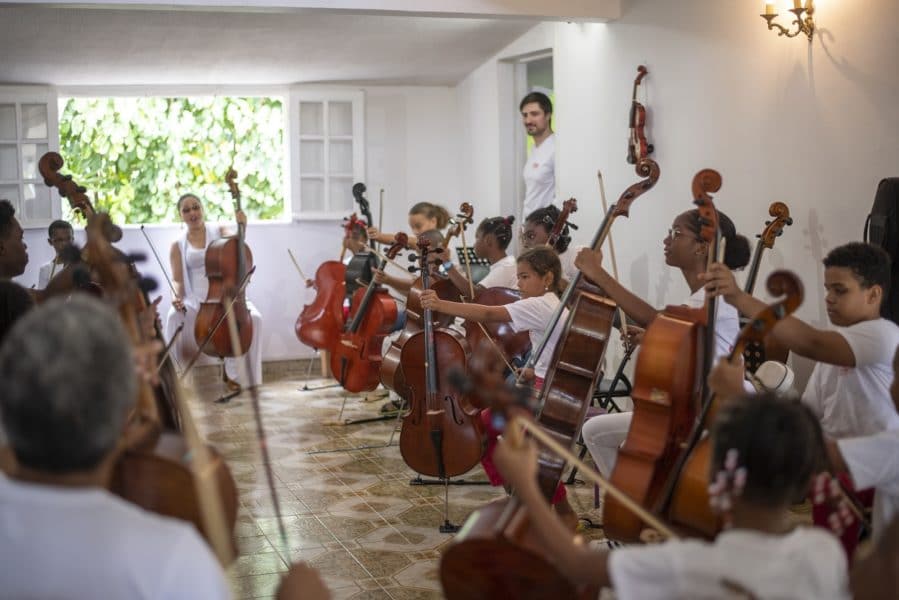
[164,300,263,386]
[581,411,633,478]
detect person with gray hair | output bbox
[0,295,230,599]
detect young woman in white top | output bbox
[493,391,849,600]
[419,246,577,525]
[574,208,750,477]
[164,193,263,390]
[439,215,519,296]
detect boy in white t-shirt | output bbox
[492,393,850,600]
[705,242,899,556]
[37,219,74,289]
[438,215,519,296]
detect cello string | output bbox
[287,248,308,282]
[362,245,413,276]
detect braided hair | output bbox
[477,215,516,250]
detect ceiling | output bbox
[0,5,540,87]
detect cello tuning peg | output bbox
[408,253,419,262]
[765,220,771,225]
[568,222,579,230]
[407,265,419,273]
[126,251,148,264]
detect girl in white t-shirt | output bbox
[576,208,751,477]
[440,215,519,296]
[419,246,575,523]
[493,392,850,600]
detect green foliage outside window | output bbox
[59,97,285,224]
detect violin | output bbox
[329,234,405,393]
[398,237,483,481]
[524,159,659,500]
[666,270,803,537]
[194,169,255,358]
[602,168,721,542]
[626,65,654,165]
[742,202,794,371]
[294,214,363,352]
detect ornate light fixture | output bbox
[761,1,815,41]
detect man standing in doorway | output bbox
[520,91,556,220]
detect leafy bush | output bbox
[59,96,285,224]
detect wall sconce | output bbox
[761,1,815,41]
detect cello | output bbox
[626,65,654,165]
[294,214,363,352]
[524,158,659,500]
[380,206,471,395]
[666,270,803,537]
[398,236,483,484]
[741,202,794,371]
[38,151,181,432]
[329,234,405,393]
[601,168,721,542]
[193,169,254,358]
[344,184,378,297]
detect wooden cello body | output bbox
[194,170,255,358]
[329,236,405,393]
[398,237,483,479]
[666,271,803,537]
[295,260,346,351]
[602,168,722,542]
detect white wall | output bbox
[455,23,555,221]
[15,84,460,364]
[553,0,899,385]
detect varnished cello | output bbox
[602,168,722,542]
[329,234,405,393]
[193,169,255,358]
[398,237,483,488]
[666,270,803,537]
[524,158,659,500]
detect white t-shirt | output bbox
[801,318,899,439]
[558,247,579,285]
[608,527,849,600]
[522,133,556,219]
[684,288,741,362]
[838,428,899,541]
[0,474,230,599]
[506,291,568,379]
[37,259,61,289]
[478,254,518,290]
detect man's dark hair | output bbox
[47,219,73,239]
[0,296,135,473]
[0,199,15,239]
[823,242,891,296]
[519,91,553,115]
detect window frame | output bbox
[288,86,365,221]
[0,85,61,230]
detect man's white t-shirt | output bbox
[801,318,899,439]
[522,133,556,219]
[608,527,849,600]
[838,427,899,540]
[0,474,230,599]
[505,291,568,379]
[478,254,518,290]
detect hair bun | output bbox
[505,215,515,225]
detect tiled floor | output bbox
[189,373,607,599]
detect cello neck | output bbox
[344,255,384,334]
[743,238,765,295]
